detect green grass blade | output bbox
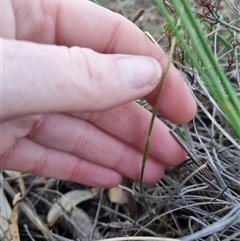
[154,0,240,137]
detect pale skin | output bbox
[1,0,197,187]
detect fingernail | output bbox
[115,55,162,89]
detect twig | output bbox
[131,8,145,23]
[210,10,240,32]
[89,188,104,241]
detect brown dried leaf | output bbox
[9,204,20,241]
[108,186,129,204]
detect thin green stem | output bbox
[139,19,180,194]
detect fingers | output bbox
[54,0,197,123]
[1,138,122,187]
[27,113,165,183]
[2,38,161,121]
[11,0,197,123]
[0,115,41,155]
[75,102,186,166]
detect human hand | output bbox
[1,0,196,187]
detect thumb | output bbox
[2,39,162,121]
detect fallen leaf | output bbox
[12,192,24,206]
[108,186,129,204]
[9,204,20,241]
[47,188,99,226]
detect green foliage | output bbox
[154,0,240,137]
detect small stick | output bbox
[210,10,240,32]
[131,8,145,23]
